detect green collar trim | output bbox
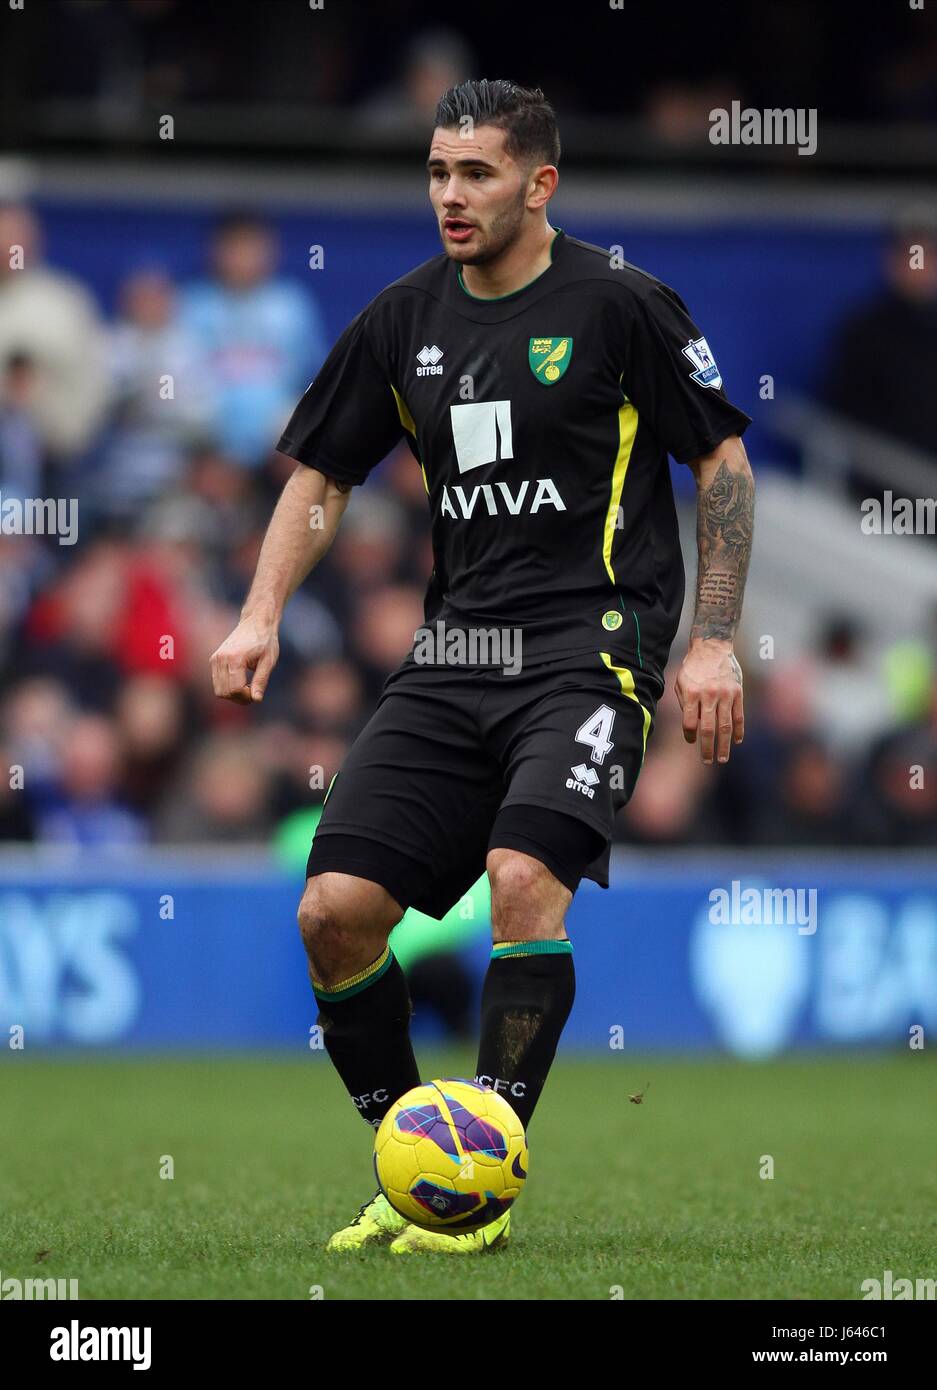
[457,227,563,302]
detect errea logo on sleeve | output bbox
[681,336,722,390]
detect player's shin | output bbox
[474,941,575,1130]
[312,947,421,1129]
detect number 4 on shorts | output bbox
[575,704,616,765]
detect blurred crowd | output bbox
[1,199,936,855]
[628,615,937,851]
[3,0,937,153]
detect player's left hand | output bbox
[674,640,744,765]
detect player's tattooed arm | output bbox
[675,435,754,764]
[691,442,754,645]
[210,462,352,704]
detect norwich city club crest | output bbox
[529,336,573,384]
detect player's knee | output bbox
[297,876,353,962]
[487,849,564,929]
[296,872,402,974]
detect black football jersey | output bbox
[277,229,751,679]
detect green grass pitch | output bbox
[1,1052,934,1300]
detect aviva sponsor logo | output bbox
[440,478,566,519]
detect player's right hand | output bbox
[210,618,280,704]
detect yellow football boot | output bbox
[326,1191,408,1251]
[388,1208,511,1254]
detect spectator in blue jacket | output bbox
[181,213,327,468]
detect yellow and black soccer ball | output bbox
[373,1078,528,1233]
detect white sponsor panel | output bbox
[450,399,513,473]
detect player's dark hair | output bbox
[434,80,561,167]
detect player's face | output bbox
[427,125,530,265]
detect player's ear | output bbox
[527,164,558,208]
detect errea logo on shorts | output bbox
[416,344,444,376]
[566,763,599,799]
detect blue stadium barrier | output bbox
[1,853,934,1056]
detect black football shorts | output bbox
[306,646,663,918]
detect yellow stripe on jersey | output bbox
[600,651,651,761]
[391,386,429,494]
[391,385,415,433]
[602,394,639,584]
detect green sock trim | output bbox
[312,946,393,1002]
[491,939,573,960]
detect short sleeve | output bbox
[276,306,404,485]
[622,284,751,465]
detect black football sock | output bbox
[474,940,575,1131]
[312,946,420,1130]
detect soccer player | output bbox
[211,80,754,1254]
